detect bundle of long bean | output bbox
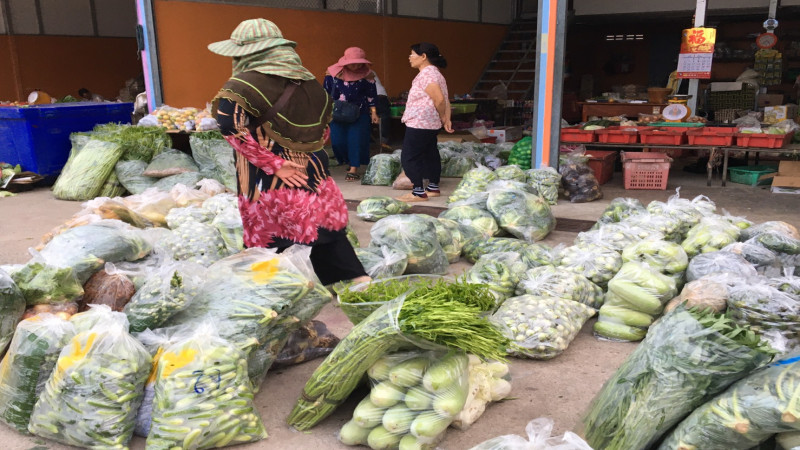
[288,279,507,430]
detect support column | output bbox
[687,0,707,115]
[137,0,163,111]
[531,0,568,169]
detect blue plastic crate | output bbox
[0,102,133,177]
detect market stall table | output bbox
[722,144,800,186]
[578,102,667,122]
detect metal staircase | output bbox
[471,19,537,100]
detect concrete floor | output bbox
[1,157,799,449]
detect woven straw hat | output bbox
[208,19,296,57]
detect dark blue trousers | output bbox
[329,111,371,168]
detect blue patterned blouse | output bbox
[323,75,377,114]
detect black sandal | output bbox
[345,172,361,182]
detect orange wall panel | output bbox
[154,1,507,107]
[0,37,18,101]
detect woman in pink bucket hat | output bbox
[323,47,380,181]
[209,19,369,287]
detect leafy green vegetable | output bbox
[52,139,124,201]
[11,262,83,306]
[362,154,401,186]
[370,215,449,274]
[357,196,410,222]
[0,269,27,353]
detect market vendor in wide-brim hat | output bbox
[209,18,370,287]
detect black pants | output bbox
[269,229,367,286]
[375,95,391,143]
[401,127,441,189]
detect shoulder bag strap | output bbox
[247,81,299,132]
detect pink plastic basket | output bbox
[621,152,672,190]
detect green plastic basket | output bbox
[728,165,777,186]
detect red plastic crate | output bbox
[480,136,497,143]
[639,128,688,146]
[686,127,736,146]
[621,151,672,190]
[585,150,618,185]
[735,131,795,149]
[595,126,640,144]
[560,126,596,143]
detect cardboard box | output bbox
[763,104,799,124]
[759,161,800,193]
[487,126,523,143]
[757,93,785,107]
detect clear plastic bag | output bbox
[201,193,238,215]
[392,170,414,190]
[664,276,731,314]
[452,356,511,430]
[525,166,562,205]
[740,220,800,241]
[721,241,780,274]
[347,224,360,248]
[123,262,203,333]
[370,215,449,274]
[687,251,758,282]
[466,252,528,302]
[448,191,490,211]
[0,269,26,354]
[592,197,646,229]
[145,323,267,449]
[164,204,214,229]
[115,160,157,195]
[69,304,130,334]
[769,276,800,299]
[338,350,469,449]
[356,246,409,279]
[336,275,444,325]
[28,320,151,448]
[646,189,716,238]
[577,222,662,252]
[82,196,156,228]
[621,239,689,275]
[442,152,478,177]
[91,122,169,162]
[461,237,529,264]
[197,178,228,197]
[142,148,200,178]
[38,220,153,283]
[357,196,411,222]
[159,220,230,267]
[211,206,245,254]
[516,265,604,308]
[79,267,136,312]
[170,183,211,208]
[273,320,340,368]
[189,132,236,191]
[448,164,498,204]
[362,154,401,186]
[558,151,602,203]
[10,259,84,306]
[494,164,527,182]
[0,314,75,433]
[439,205,500,238]
[52,139,124,201]
[438,218,480,260]
[625,212,684,242]
[728,283,800,350]
[152,172,204,192]
[558,244,622,287]
[492,295,595,359]
[681,215,741,257]
[659,355,800,450]
[471,417,593,450]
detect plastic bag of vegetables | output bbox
[164,204,214,229]
[201,193,237,215]
[579,222,663,252]
[449,165,498,204]
[558,244,622,287]
[682,216,741,258]
[769,276,800,299]
[448,191,490,211]
[69,303,130,334]
[338,350,470,449]
[442,153,478,177]
[346,224,360,248]
[646,190,716,238]
[525,167,562,205]
[494,164,527,182]
[558,151,602,203]
[622,239,689,275]
[659,354,800,450]
[337,275,444,325]
[166,247,332,388]
[516,265,604,308]
[371,215,450,274]
[728,283,800,351]
[288,278,507,430]
[592,197,646,229]
[487,187,555,242]
[452,356,511,431]
[38,220,153,283]
[92,122,169,162]
[506,137,533,170]
[664,276,730,314]
[740,220,800,242]
[189,131,237,191]
[583,305,774,450]
[356,246,409,280]
[438,218,481,258]
[115,160,157,195]
[687,251,757,282]
[28,319,151,448]
[123,262,203,333]
[362,154,401,186]
[0,314,75,433]
[152,172,204,192]
[159,220,230,267]
[721,242,780,276]
[0,270,26,354]
[211,206,245,253]
[357,196,410,222]
[461,237,525,264]
[466,252,528,303]
[53,139,124,201]
[10,260,83,306]
[439,205,500,238]
[492,295,595,360]
[752,230,800,256]
[99,170,126,198]
[472,417,592,450]
[145,323,268,449]
[142,148,200,178]
[420,215,460,264]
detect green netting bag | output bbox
[143,149,200,178]
[152,172,204,191]
[52,139,124,201]
[116,160,158,195]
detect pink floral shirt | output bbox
[402,65,449,130]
